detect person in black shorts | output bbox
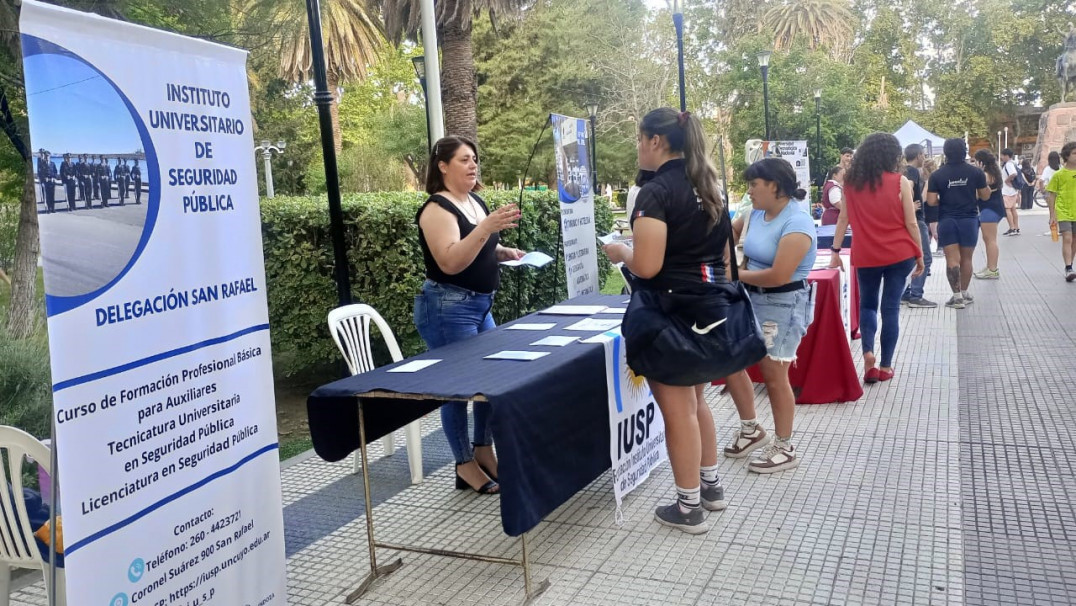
[926,138,990,309]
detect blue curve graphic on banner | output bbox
[22,35,160,317]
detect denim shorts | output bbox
[937,217,979,248]
[979,208,1003,224]
[749,287,815,362]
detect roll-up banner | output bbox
[20,1,287,604]
[551,114,599,297]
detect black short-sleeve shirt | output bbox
[629,158,730,290]
[927,161,986,220]
[904,165,923,221]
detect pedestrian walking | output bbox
[829,133,924,383]
[1000,148,1022,235]
[1020,159,1037,210]
[926,139,990,309]
[900,144,935,307]
[972,150,1005,280]
[1046,142,1076,281]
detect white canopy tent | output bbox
[892,120,947,155]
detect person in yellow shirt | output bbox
[1046,142,1076,281]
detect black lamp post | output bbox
[412,56,432,151]
[673,0,686,112]
[586,101,599,194]
[757,50,772,141]
[814,89,822,186]
[305,0,351,307]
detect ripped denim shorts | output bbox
[748,287,815,362]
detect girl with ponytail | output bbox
[602,108,757,534]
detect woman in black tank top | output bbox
[413,136,523,494]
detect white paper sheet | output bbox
[500,251,554,268]
[541,305,608,315]
[387,359,442,373]
[565,318,622,332]
[598,232,632,246]
[599,307,627,314]
[484,350,551,361]
[506,323,557,331]
[530,336,579,347]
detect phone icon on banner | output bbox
[110,593,129,606]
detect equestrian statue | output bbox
[1059,23,1076,103]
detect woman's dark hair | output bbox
[1021,158,1033,170]
[639,108,723,226]
[425,135,484,195]
[744,157,806,200]
[845,132,902,192]
[974,149,1003,188]
[1063,142,1076,163]
[1049,151,1062,171]
[826,165,843,181]
[635,169,656,187]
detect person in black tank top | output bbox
[973,149,1004,280]
[602,108,756,534]
[413,136,523,495]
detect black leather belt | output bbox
[744,280,808,294]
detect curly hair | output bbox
[974,149,1003,188]
[845,133,902,192]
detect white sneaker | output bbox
[747,440,799,474]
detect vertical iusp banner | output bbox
[551,114,599,297]
[20,2,287,605]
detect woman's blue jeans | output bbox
[413,280,496,464]
[857,257,916,368]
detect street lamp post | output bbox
[254,140,286,199]
[1003,126,1008,150]
[411,56,432,151]
[997,130,1002,153]
[672,0,686,111]
[814,89,822,187]
[586,101,599,194]
[758,50,772,141]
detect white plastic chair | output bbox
[328,304,424,484]
[0,426,66,606]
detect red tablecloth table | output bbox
[717,268,863,404]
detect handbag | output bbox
[621,211,768,386]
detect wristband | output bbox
[830,247,842,253]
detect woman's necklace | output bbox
[447,191,480,224]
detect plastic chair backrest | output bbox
[0,425,51,567]
[327,304,404,376]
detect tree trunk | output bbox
[328,73,342,155]
[439,17,478,144]
[7,159,39,339]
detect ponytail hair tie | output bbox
[677,111,690,126]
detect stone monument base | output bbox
[1033,102,1076,173]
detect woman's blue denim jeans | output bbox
[857,257,916,368]
[413,280,496,464]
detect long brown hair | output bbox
[845,133,902,192]
[425,135,484,195]
[974,149,1003,188]
[639,108,723,227]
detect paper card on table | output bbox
[565,318,622,332]
[500,251,554,268]
[387,359,442,373]
[599,307,627,314]
[541,305,608,315]
[530,336,579,347]
[484,350,551,361]
[506,323,557,331]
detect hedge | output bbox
[261,190,614,375]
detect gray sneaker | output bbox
[700,482,727,511]
[905,297,938,308]
[962,293,974,305]
[654,502,709,534]
[945,295,965,309]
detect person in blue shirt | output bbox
[730,157,817,474]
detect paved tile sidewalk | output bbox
[13,216,1073,605]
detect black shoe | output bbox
[455,464,498,494]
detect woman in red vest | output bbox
[828,133,924,383]
[820,165,845,226]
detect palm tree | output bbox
[760,0,854,60]
[378,0,524,144]
[240,0,385,153]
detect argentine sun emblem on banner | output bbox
[597,330,666,517]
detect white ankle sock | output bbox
[676,485,701,511]
[740,418,758,433]
[700,464,721,485]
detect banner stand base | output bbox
[346,400,551,604]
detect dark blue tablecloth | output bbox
[307,294,626,537]
[816,224,852,250]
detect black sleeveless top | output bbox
[417,193,501,294]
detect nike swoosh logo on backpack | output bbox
[691,318,727,334]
